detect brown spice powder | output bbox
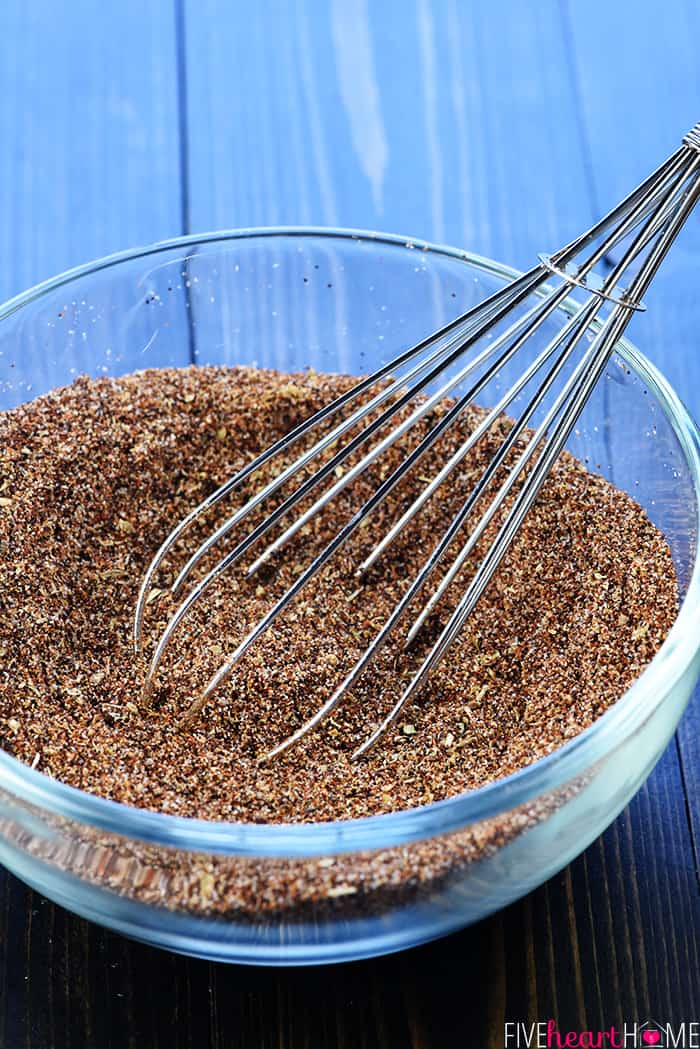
[0,365,678,826]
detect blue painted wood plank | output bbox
[0,1,192,404]
[565,0,700,404]
[0,0,183,302]
[0,6,189,1045]
[565,0,700,873]
[183,0,595,269]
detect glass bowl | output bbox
[0,229,699,966]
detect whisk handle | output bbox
[683,124,700,152]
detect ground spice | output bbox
[0,365,678,830]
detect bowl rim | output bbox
[1,225,699,858]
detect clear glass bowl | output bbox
[0,229,699,966]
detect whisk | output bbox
[134,124,700,760]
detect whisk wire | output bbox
[135,125,700,759]
[355,152,700,756]
[167,268,545,596]
[263,296,601,761]
[142,286,552,697]
[166,291,564,717]
[133,265,547,647]
[403,149,700,647]
[135,145,683,648]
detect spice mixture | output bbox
[0,365,678,827]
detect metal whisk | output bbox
[134,124,700,760]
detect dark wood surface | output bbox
[0,2,699,1045]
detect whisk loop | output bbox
[135,124,700,759]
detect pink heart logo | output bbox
[642,1034,661,1046]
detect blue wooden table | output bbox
[1,2,699,1044]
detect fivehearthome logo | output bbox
[504,1018,698,1047]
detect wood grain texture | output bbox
[565,0,700,869]
[183,0,595,266]
[0,0,182,302]
[2,775,699,1049]
[1,1,700,1046]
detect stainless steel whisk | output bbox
[134,124,700,760]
